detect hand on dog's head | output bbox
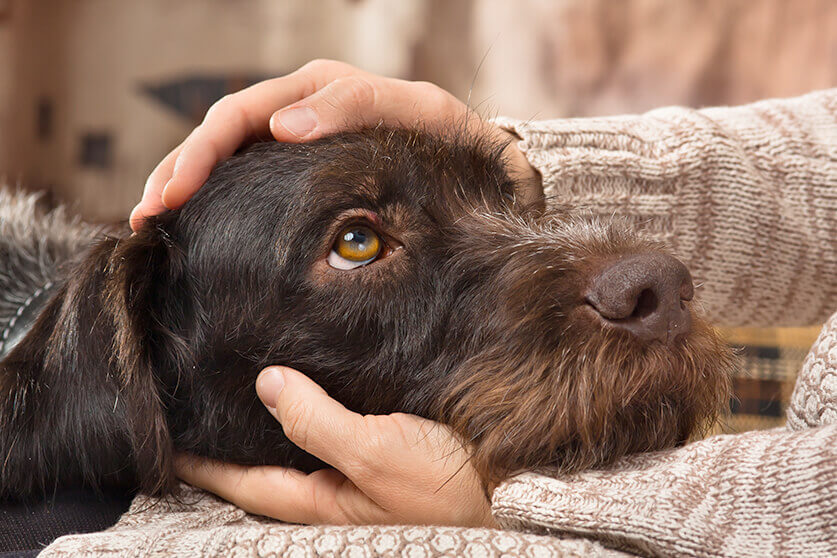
[1,127,733,500]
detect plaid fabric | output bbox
[718,326,822,433]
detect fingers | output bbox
[134,60,481,233]
[256,367,367,476]
[135,60,472,229]
[130,141,184,230]
[161,62,361,210]
[159,92,269,210]
[178,367,494,527]
[270,77,466,143]
[175,455,388,524]
[135,61,358,223]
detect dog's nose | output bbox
[585,253,694,344]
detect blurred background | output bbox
[0,0,834,432]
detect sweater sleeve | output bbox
[495,89,837,328]
[491,425,837,558]
[491,311,837,557]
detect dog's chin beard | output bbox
[435,314,735,486]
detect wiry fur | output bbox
[436,212,732,483]
[0,128,735,501]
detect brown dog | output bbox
[0,127,734,502]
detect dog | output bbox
[0,127,734,503]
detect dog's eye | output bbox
[327,225,382,270]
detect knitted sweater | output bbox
[43,90,837,557]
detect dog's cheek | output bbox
[291,253,453,411]
[667,314,736,439]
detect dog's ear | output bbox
[0,221,185,498]
[101,222,186,496]
[0,221,187,499]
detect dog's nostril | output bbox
[631,289,658,319]
[585,253,694,344]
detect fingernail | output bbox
[161,179,176,209]
[276,107,317,138]
[129,205,144,231]
[256,367,286,411]
[171,153,185,174]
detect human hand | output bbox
[175,366,495,527]
[132,59,541,231]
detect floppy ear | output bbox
[102,222,185,496]
[0,222,184,499]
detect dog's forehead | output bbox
[299,128,517,220]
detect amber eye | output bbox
[327,225,382,270]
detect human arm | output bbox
[492,424,837,557]
[494,90,837,327]
[139,62,834,325]
[176,312,835,552]
[149,69,837,545]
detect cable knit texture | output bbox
[492,90,837,557]
[492,421,837,558]
[39,485,626,558]
[787,311,837,430]
[43,91,836,557]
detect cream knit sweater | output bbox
[43,90,837,557]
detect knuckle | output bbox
[412,80,439,94]
[203,93,235,121]
[308,471,336,522]
[413,81,452,109]
[301,58,341,74]
[351,415,392,472]
[330,475,366,523]
[332,76,377,112]
[282,399,313,449]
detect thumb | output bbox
[269,76,381,141]
[269,76,461,143]
[256,366,364,473]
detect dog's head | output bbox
[114,127,732,487]
[4,127,734,498]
